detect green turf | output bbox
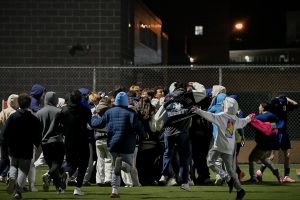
[1,164,300,200]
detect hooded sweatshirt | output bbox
[194,97,251,155]
[36,91,63,145]
[30,84,46,113]
[0,94,19,126]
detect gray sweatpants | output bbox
[9,157,31,194]
[207,149,243,191]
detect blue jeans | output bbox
[162,132,192,184]
[110,152,133,189]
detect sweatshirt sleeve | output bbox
[194,108,222,126]
[192,82,206,103]
[91,114,106,129]
[235,116,252,129]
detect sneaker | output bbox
[42,173,50,192]
[114,157,122,176]
[110,193,120,198]
[282,176,296,183]
[226,177,234,193]
[29,185,38,192]
[188,179,195,186]
[6,178,16,195]
[215,175,224,185]
[180,183,191,191]
[256,170,263,182]
[14,192,22,199]
[61,172,68,190]
[159,175,168,184]
[56,187,65,194]
[167,177,177,186]
[246,177,260,183]
[236,189,246,200]
[82,181,91,186]
[73,187,84,196]
[0,175,7,183]
[238,171,246,181]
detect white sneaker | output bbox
[167,177,177,186]
[159,175,168,183]
[29,185,38,192]
[180,183,191,191]
[215,174,224,185]
[73,187,84,196]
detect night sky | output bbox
[141,0,300,51]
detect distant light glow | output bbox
[195,26,203,35]
[244,55,250,62]
[189,57,195,63]
[235,23,243,30]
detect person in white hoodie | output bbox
[192,97,252,200]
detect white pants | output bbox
[95,139,112,184]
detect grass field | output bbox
[0,164,300,200]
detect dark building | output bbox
[0,0,164,66]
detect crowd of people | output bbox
[0,82,298,200]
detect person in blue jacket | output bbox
[91,91,147,198]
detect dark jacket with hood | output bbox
[30,84,46,113]
[2,109,42,159]
[163,82,206,136]
[58,93,92,150]
[36,91,64,145]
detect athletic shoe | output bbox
[282,176,296,183]
[56,187,65,194]
[0,175,7,183]
[226,177,234,193]
[73,187,84,196]
[29,185,38,192]
[236,189,246,200]
[6,178,16,195]
[167,177,177,186]
[42,173,50,192]
[238,171,246,181]
[114,157,122,176]
[245,177,259,184]
[180,183,191,191]
[256,170,263,182]
[14,192,22,199]
[215,174,224,185]
[110,193,120,198]
[159,175,168,185]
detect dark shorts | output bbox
[272,132,291,150]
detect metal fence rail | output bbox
[1,65,300,141]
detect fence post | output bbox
[218,66,222,85]
[93,67,96,91]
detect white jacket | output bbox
[194,97,251,155]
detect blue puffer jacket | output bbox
[91,106,146,154]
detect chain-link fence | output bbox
[1,65,300,142]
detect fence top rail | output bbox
[1,65,300,69]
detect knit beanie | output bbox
[115,92,128,106]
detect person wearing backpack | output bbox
[160,81,206,192]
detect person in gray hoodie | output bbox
[192,97,252,200]
[36,91,65,194]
